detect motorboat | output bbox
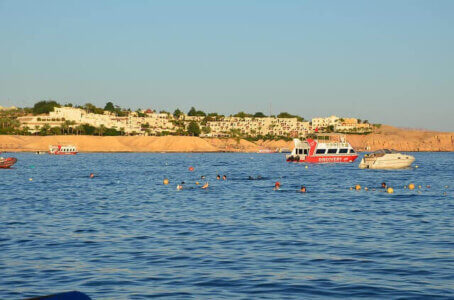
[49,145,78,155]
[0,157,17,168]
[286,134,358,163]
[359,149,415,169]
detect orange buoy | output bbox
[188,166,194,171]
[355,184,361,190]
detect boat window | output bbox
[304,149,308,155]
[316,149,326,154]
[327,149,337,154]
[339,149,348,154]
[349,149,356,153]
[298,149,303,155]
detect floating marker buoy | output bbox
[415,165,419,168]
[195,181,199,185]
[355,184,361,190]
[305,165,308,169]
[29,178,33,181]
[408,183,415,190]
[188,166,194,171]
[387,187,394,194]
[163,178,169,185]
[418,185,422,189]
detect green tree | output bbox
[188,107,197,116]
[254,112,266,118]
[39,124,51,135]
[104,102,115,112]
[202,126,211,134]
[187,121,201,136]
[173,108,183,119]
[33,100,60,115]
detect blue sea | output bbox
[1,152,453,299]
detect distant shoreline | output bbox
[0,125,453,153]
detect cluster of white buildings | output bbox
[17,107,371,136]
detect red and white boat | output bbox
[49,145,78,155]
[0,157,17,168]
[286,135,358,163]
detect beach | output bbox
[0,125,453,153]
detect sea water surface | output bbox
[1,152,453,299]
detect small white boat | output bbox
[359,149,415,169]
[49,145,78,155]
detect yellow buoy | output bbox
[29,178,33,181]
[418,185,422,189]
[415,165,419,168]
[195,181,200,185]
[305,165,308,169]
[163,178,169,185]
[355,184,361,190]
[408,183,415,190]
[387,187,394,194]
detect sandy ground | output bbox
[0,126,453,152]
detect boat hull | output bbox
[0,157,17,168]
[49,151,78,155]
[359,156,415,169]
[287,154,358,163]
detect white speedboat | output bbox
[359,149,415,169]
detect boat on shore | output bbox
[286,134,358,163]
[0,157,17,168]
[359,149,415,169]
[49,145,78,155]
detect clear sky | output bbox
[1,0,453,131]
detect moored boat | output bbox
[358,149,415,169]
[286,135,358,163]
[0,157,17,168]
[49,145,78,155]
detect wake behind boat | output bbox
[286,134,358,163]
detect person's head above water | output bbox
[381,182,387,188]
[222,175,226,180]
[300,185,306,193]
[216,175,221,180]
[274,182,281,190]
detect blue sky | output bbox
[1,0,453,130]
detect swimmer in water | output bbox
[201,175,206,180]
[216,175,221,180]
[274,182,281,190]
[300,185,307,193]
[202,182,209,189]
[89,173,94,178]
[177,181,185,190]
[222,175,226,180]
[248,176,254,180]
[381,182,387,189]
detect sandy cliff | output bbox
[0,126,453,152]
[347,125,454,152]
